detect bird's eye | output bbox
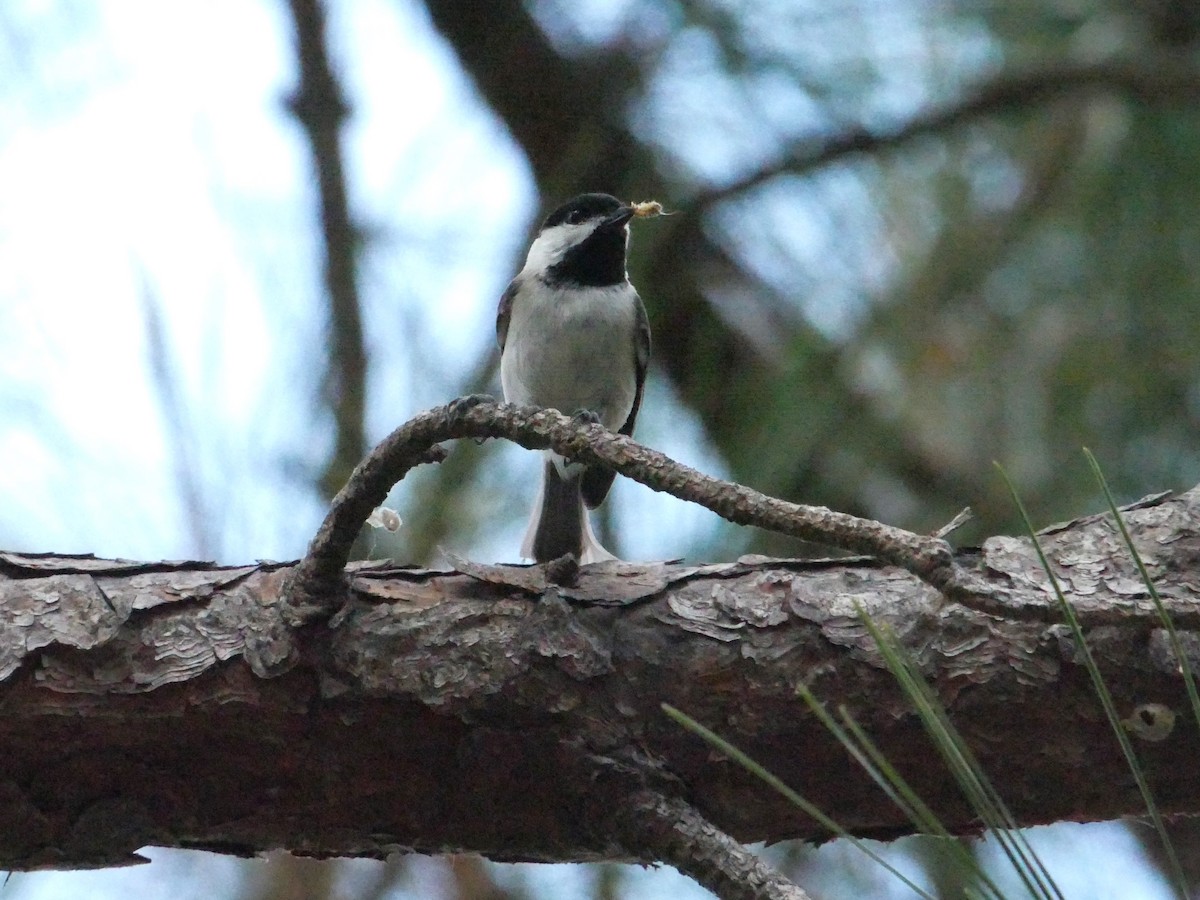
[566,210,584,225]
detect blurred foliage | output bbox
[396,0,1200,564]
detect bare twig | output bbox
[616,791,813,900]
[284,398,958,610]
[933,507,974,539]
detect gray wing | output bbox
[496,278,519,352]
[582,292,651,509]
[619,294,651,437]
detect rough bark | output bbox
[1,483,1199,870]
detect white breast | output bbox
[501,281,639,431]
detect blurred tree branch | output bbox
[420,0,637,189]
[285,0,367,501]
[688,53,1200,209]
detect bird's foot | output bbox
[571,408,602,427]
[447,394,497,445]
[448,394,496,418]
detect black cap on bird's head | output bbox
[542,193,634,232]
[529,193,636,288]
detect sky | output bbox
[0,0,1181,898]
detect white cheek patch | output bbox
[521,221,598,274]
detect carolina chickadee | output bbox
[497,193,651,563]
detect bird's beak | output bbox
[602,206,636,229]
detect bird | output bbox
[497,192,652,564]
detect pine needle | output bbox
[996,461,1188,898]
[661,702,939,900]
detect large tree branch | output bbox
[2,469,1200,871]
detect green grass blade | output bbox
[661,702,939,900]
[996,461,1188,899]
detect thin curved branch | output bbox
[285,397,957,611]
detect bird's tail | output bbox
[521,459,617,564]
